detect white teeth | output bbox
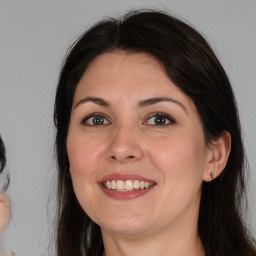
[133,180,140,189]
[125,180,133,190]
[111,180,117,190]
[103,179,154,191]
[106,180,111,189]
[116,180,124,190]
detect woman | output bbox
[54,10,256,256]
[0,136,10,233]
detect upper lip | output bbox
[98,173,156,184]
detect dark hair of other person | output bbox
[54,10,256,256]
[0,136,9,192]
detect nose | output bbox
[107,125,144,163]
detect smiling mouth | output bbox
[103,180,155,192]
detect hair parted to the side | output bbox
[54,9,256,256]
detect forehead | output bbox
[83,51,166,83]
[74,52,189,102]
[72,51,202,127]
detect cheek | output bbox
[66,133,102,219]
[67,132,103,175]
[147,134,207,218]
[147,132,208,186]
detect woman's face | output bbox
[67,52,213,237]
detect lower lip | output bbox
[99,184,155,200]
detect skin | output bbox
[0,192,10,232]
[67,52,230,256]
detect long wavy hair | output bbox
[54,10,256,256]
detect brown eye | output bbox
[146,113,175,126]
[83,114,110,126]
[154,115,167,125]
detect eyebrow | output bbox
[75,97,110,108]
[138,97,187,114]
[74,96,187,114]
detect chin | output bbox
[96,213,153,236]
[101,223,151,236]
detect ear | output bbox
[203,131,231,182]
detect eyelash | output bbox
[81,112,176,127]
[143,112,176,126]
[81,113,111,126]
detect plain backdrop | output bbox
[0,0,255,255]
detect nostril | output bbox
[110,155,135,161]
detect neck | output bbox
[101,210,204,256]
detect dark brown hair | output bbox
[0,135,9,191]
[54,10,256,256]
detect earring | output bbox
[210,171,214,179]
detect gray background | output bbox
[0,0,255,255]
